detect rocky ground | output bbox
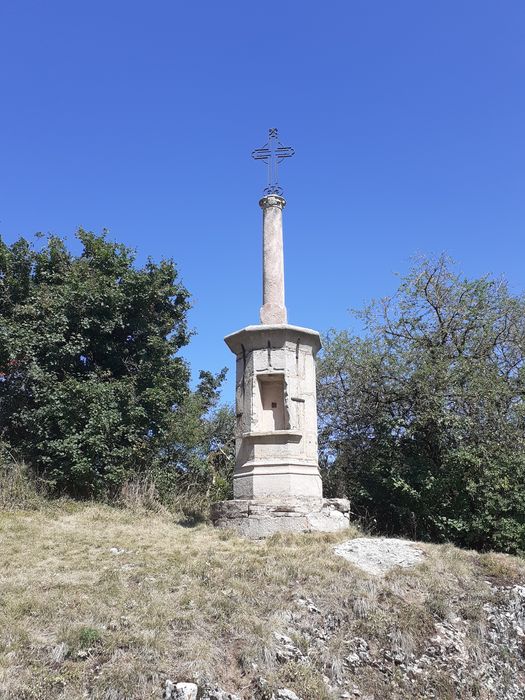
[268,583,525,700]
[165,539,525,700]
[164,584,525,700]
[1,505,525,699]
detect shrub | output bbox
[318,256,525,553]
[0,230,191,497]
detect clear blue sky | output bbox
[1,2,524,399]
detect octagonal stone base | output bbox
[211,498,350,539]
[234,461,323,500]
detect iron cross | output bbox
[252,128,295,196]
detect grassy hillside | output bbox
[1,503,524,700]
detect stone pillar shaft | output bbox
[259,194,287,324]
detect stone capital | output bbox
[259,194,286,210]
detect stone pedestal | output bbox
[212,498,350,539]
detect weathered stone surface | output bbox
[224,324,323,502]
[273,632,305,663]
[211,499,249,519]
[164,680,198,700]
[306,508,350,533]
[259,195,287,324]
[324,497,351,513]
[212,498,350,539]
[251,677,305,700]
[165,681,241,700]
[333,537,424,575]
[200,685,241,700]
[273,690,302,700]
[249,498,323,515]
[223,515,310,539]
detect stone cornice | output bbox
[224,324,322,356]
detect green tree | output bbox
[0,230,192,497]
[318,256,525,553]
[160,368,235,503]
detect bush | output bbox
[318,256,525,553]
[0,230,191,497]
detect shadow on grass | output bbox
[177,510,209,528]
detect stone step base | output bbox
[211,497,350,539]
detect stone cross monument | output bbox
[212,129,350,537]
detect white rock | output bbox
[109,547,126,555]
[273,690,302,700]
[177,683,198,700]
[333,538,424,575]
[165,682,198,700]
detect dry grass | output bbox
[0,447,47,511]
[0,503,524,700]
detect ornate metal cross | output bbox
[252,128,295,196]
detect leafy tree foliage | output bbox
[0,230,193,497]
[318,257,525,553]
[159,369,235,503]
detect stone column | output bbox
[259,194,287,324]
